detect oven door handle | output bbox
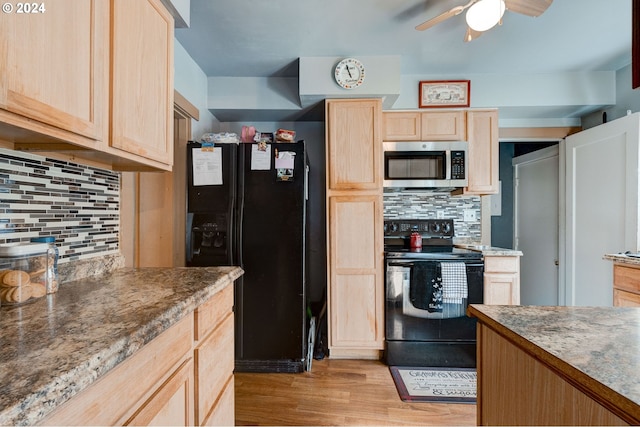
[387,261,415,267]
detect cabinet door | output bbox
[111,0,174,166]
[484,273,520,305]
[484,255,520,305]
[421,111,466,140]
[0,0,106,142]
[326,99,382,190]
[383,112,421,141]
[195,313,234,426]
[465,110,499,194]
[125,359,194,427]
[328,195,383,351]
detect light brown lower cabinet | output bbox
[327,194,384,358]
[483,255,520,305]
[477,324,629,425]
[613,263,640,307]
[39,284,234,426]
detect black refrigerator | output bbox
[186,140,309,373]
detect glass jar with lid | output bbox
[0,242,50,305]
[30,237,59,294]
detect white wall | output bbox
[394,72,616,128]
[582,62,640,129]
[174,40,220,140]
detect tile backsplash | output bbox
[0,148,120,264]
[383,191,481,242]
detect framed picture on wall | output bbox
[419,80,470,108]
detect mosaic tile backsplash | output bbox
[0,148,120,264]
[383,191,481,242]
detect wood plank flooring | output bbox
[235,359,476,426]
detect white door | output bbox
[513,145,559,305]
[564,113,640,306]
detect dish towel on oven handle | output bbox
[440,262,468,304]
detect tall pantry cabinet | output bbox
[325,99,384,359]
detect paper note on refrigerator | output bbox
[192,146,223,186]
[275,151,295,169]
[251,144,271,170]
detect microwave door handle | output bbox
[445,150,451,180]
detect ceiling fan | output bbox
[415,0,553,42]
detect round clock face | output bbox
[334,58,365,89]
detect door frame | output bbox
[121,90,198,267]
[512,144,564,305]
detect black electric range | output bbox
[383,219,482,260]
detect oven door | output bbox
[385,259,484,342]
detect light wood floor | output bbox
[234,359,476,426]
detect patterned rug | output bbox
[389,366,476,403]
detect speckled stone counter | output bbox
[0,266,243,426]
[455,243,523,256]
[468,304,640,424]
[605,253,640,266]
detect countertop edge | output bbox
[2,266,243,427]
[455,244,523,256]
[468,304,640,424]
[604,253,640,266]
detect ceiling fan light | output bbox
[465,0,506,32]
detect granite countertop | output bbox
[604,253,640,266]
[468,304,640,422]
[0,266,243,426]
[455,243,523,256]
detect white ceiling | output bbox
[175,0,632,121]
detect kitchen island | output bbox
[469,304,640,425]
[0,266,242,426]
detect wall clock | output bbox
[334,58,365,89]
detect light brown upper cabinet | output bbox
[0,0,174,171]
[383,110,466,141]
[464,109,499,195]
[0,0,107,146]
[383,108,499,195]
[326,99,382,190]
[110,0,174,168]
[421,110,466,141]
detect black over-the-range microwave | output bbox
[383,141,468,191]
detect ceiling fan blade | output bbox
[504,0,553,17]
[415,5,465,31]
[415,0,480,31]
[463,26,483,42]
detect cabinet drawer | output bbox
[485,256,519,273]
[194,313,234,426]
[614,289,640,307]
[194,284,234,341]
[41,315,193,425]
[613,264,640,295]
[202,376,235,426]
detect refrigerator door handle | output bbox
[237,146,245,268]
[305,165,309,201]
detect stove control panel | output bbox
[384,219,454,238]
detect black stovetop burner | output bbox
[383,218,482,260]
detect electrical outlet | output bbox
[436,210,445,219]
[463,210,476,222]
